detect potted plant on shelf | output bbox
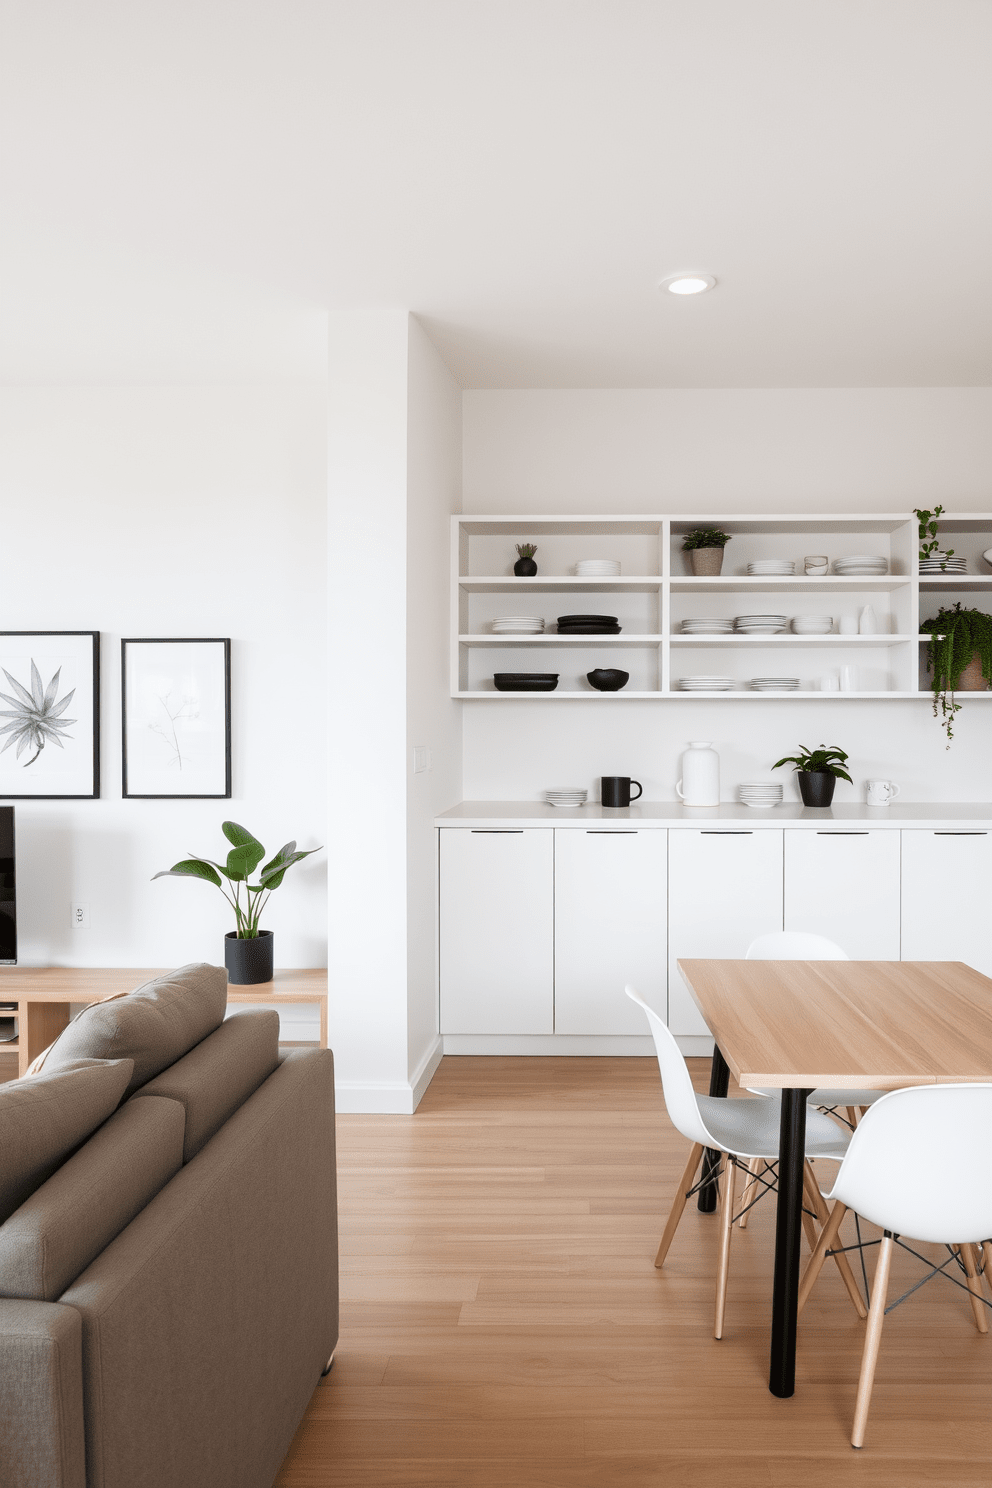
[513,543,538,576]
[920,603,992,746]
[682,528,731,576]
[772,744,853,807]
[153,822,322,985]
[914,505,955,570]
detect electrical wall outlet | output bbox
[71,903,90,929]
[412,745,431,774]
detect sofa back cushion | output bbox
[134,1009,280,1161]
[0,1058,134,1226]
[36,964,227,1095]
[0,1094,185,1301]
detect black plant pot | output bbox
[225,929,274,985]
[798,771,836,807]
[513,557,538,576]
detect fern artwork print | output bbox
[0,632,100,799]
[121,638,231,799]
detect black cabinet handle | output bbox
[933,831,988,836]
[700,831,753,835]
[816,831,868,836]
[586,830,638,835]
[471,830,524,834]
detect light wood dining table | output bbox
[676,957,992,1399]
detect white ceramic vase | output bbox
[676,741,720,806]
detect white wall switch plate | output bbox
[413,745,431,774]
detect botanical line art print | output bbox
[0,660,77,766]
[122,639,231,798]
[149,689,200,771]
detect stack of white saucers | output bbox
[492,616,545,635]
[748,559,795,576]
[833,556,888,576]
[680,617,734,634]
[678,676,735,691]
[544,787,588,807]
[576,559,621,577]
[919,554,967,574]
[791,615,834,634]
[749,677,800,691]
[739,782,784,807]
[735,614,788,634]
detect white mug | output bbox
[866,780,900,806]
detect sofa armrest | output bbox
[0,1299,85,1488]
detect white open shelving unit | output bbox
[451,513,992,700]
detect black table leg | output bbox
[697,1044,730,1213]
[769,1086,812,1397]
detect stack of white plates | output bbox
[576,559,621,577]
[739,782,784,807]
[544,787,588,808]
[735,614,788,634]
[680,617,734,634]
[748,559,795,576]
[749,677,800,691]
[833,556,888,576]
[791,615,834,634]
[492,616,545,634]
[919,555,967,574]
[678,676,735,691]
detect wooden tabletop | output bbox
[677,959,992,1090]
[0,967,327,1004]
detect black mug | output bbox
[601,776,643,808]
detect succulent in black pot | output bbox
[513,543,538,576]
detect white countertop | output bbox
[436,801,992,829]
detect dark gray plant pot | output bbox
[798,771,836,807]
[225,929,274,985]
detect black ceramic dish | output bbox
[557,614,618,624]
[587,669,630,691]
[557,625,622,634]
[493,673,559,692]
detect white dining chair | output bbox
[624,985,865,1338]
[795,1083,992,1448]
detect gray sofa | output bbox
[0,964,338,1488]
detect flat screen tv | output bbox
[0,807,14,965]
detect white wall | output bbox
[462,388,992,803]
[406,319,462,1093]
[0,383,328,971]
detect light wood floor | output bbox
[275,1057,991,1487]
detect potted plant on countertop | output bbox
[153,822,322,985]
[513,543,538,576]
[772,744,853,808]
[920,603,992,746]
[682,528,731,576]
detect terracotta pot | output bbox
[956,652,989,691]
[689,547,724,576]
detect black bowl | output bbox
[494,673,559,692]
[587,668,629,691]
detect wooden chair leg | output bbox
[800,1164,820,1252]
[803,1164,868,1320]
[959,1244,989,1334]
[737,1157,763,1229]
[714,1156,737,1340]
[852,1232,894,1449]
[846,1106,860,1128]
[983,1240,992,1300]
[655,1142,704,1269]
[798,1200,848,1315]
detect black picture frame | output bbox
[121,638,231,799]
[0,632,100,799]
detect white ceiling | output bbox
[2,0,990,387]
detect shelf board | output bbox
[455,689,992,701]
[458,576,661,594]
[670,634,916,647]
[671,576,910,594]
[918,577,992,590]
[459,634,662,647]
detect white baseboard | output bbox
[441,1034,715,1057]
[410,1036,443,1108]
[334,1036,444,1114]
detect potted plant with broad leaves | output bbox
[772,744,853,808]
[153,822,322,985]
[682,528,731,577]
[920,603,992,746]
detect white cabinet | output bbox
[554,829,667,1035]
[439,829,554,1034]
[668,830,784,1035]
[901,830,992,976]
[785,830,901,958]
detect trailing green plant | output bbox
[771,744,853,781]
[682,528,731,551]
[515,543,537,559]
[919,603,992,746]
[153,821,321,939]
[914,506,954,565]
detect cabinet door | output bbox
[554,830,667,1035]
[439,829,554,1034]
[785,830,901,958]
[668,830,784,1035]
[901,830,992,975]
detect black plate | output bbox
[493,675,559,692]
[557,625,622,634]
[557,614,618,623]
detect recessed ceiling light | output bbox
[659,273,716,296]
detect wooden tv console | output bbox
[0,967,328,1078]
